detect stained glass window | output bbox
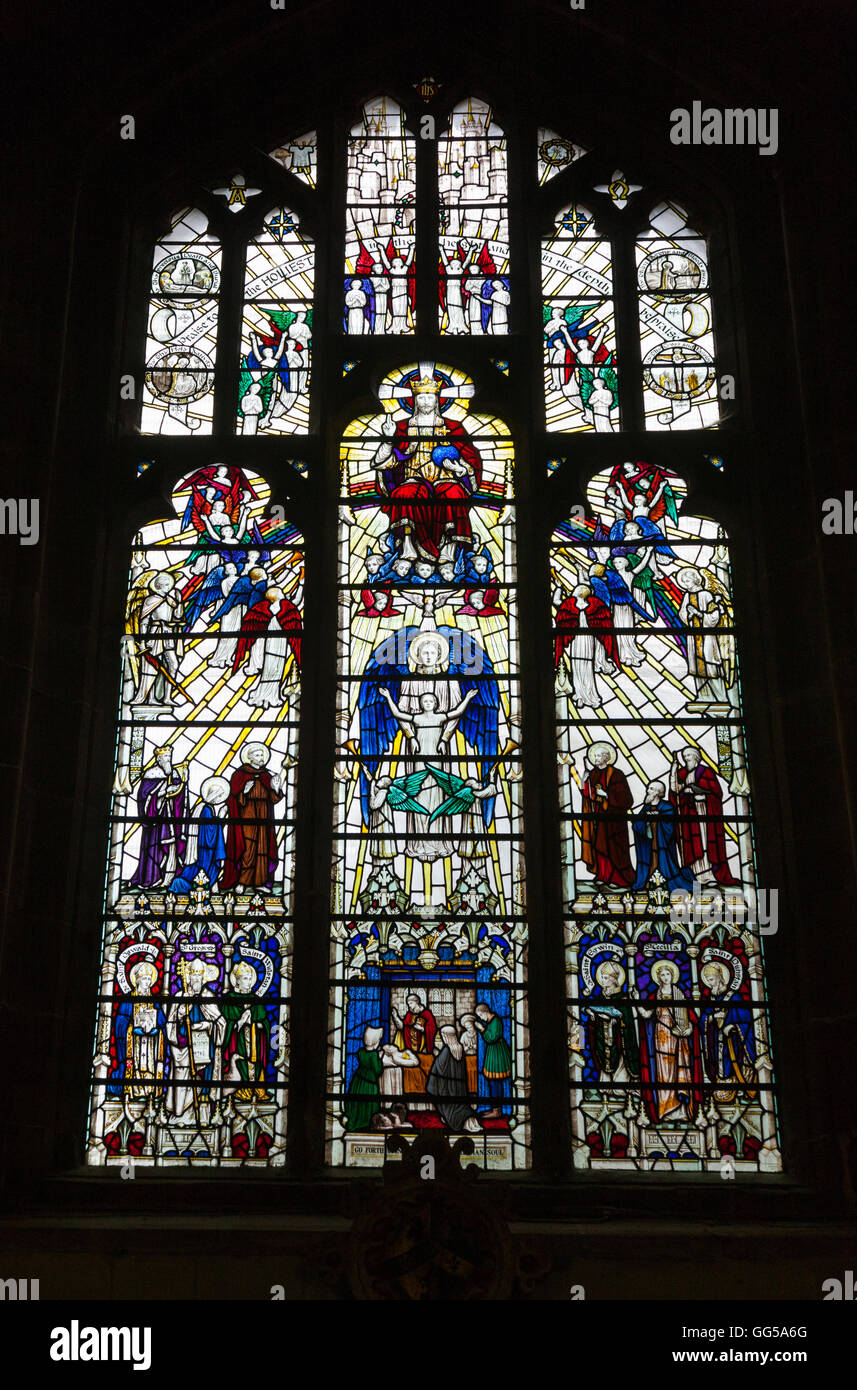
[438,99,509,336]
[637,201,719,429]
[268,130,318,188]
[345,97,416,335]
[143,208,220,435]
[537,128,588,186]
[86,467,303,1167]
[542,204,618,432]
[89,92,780,1182]
[238,207,314,435]
[327,363,529,1169]
[552,463,780,1170]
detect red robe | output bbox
[222,767,283,890]
[673,764,738,885]
[402,1008,437,1055]
[381,419,482,558]
[580,765,634,887]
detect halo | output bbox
[676,565,703,590]
[230,959,260,989]
[129,960,158,990]
[242,742,270,766]
[587,741,616,766]
[700,959,732,991]
[594,959,626,989]
[650,957,680,984]
[200,775,230,806]
[409,629,450,670]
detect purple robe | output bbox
[129,773,188,887]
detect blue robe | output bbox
[168,806,226,893]
[632,799,695,891]
[108,999,170,1096]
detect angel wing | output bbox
[231,598,274,674]
[184,566,227,628]
[274,596,303,667]
[386,769,430,815]
[210,573,254,625]
[125,568,161,688]
[425,766,478,822]
[442,626,499,827]
[700,568,736,687]
[357,626,417,825]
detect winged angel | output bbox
[126,560,190,710]
[676,563,736,710]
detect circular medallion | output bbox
[145,348,214,403]
[638,248,708,293]
[540,137,577,169]
[642,343,714,400]
[152,252,220,298]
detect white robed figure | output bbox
[378,681,478,861]
[358,616,500,899]
[165,957,225,1121]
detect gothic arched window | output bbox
[85,90,780,1176]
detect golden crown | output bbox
[412,374,441,395]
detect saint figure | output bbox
[638,959,704,1123]
[671,747,739,886]
[221,961,272,1100]
[222,744,284,891]
[584,959,640,1092]
[108,960,169,1100]
[631,779,696,892]
[578,742,634,888]
[129,746,189,888]
[165,957,224,1121]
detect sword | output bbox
[143,653,193,703]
